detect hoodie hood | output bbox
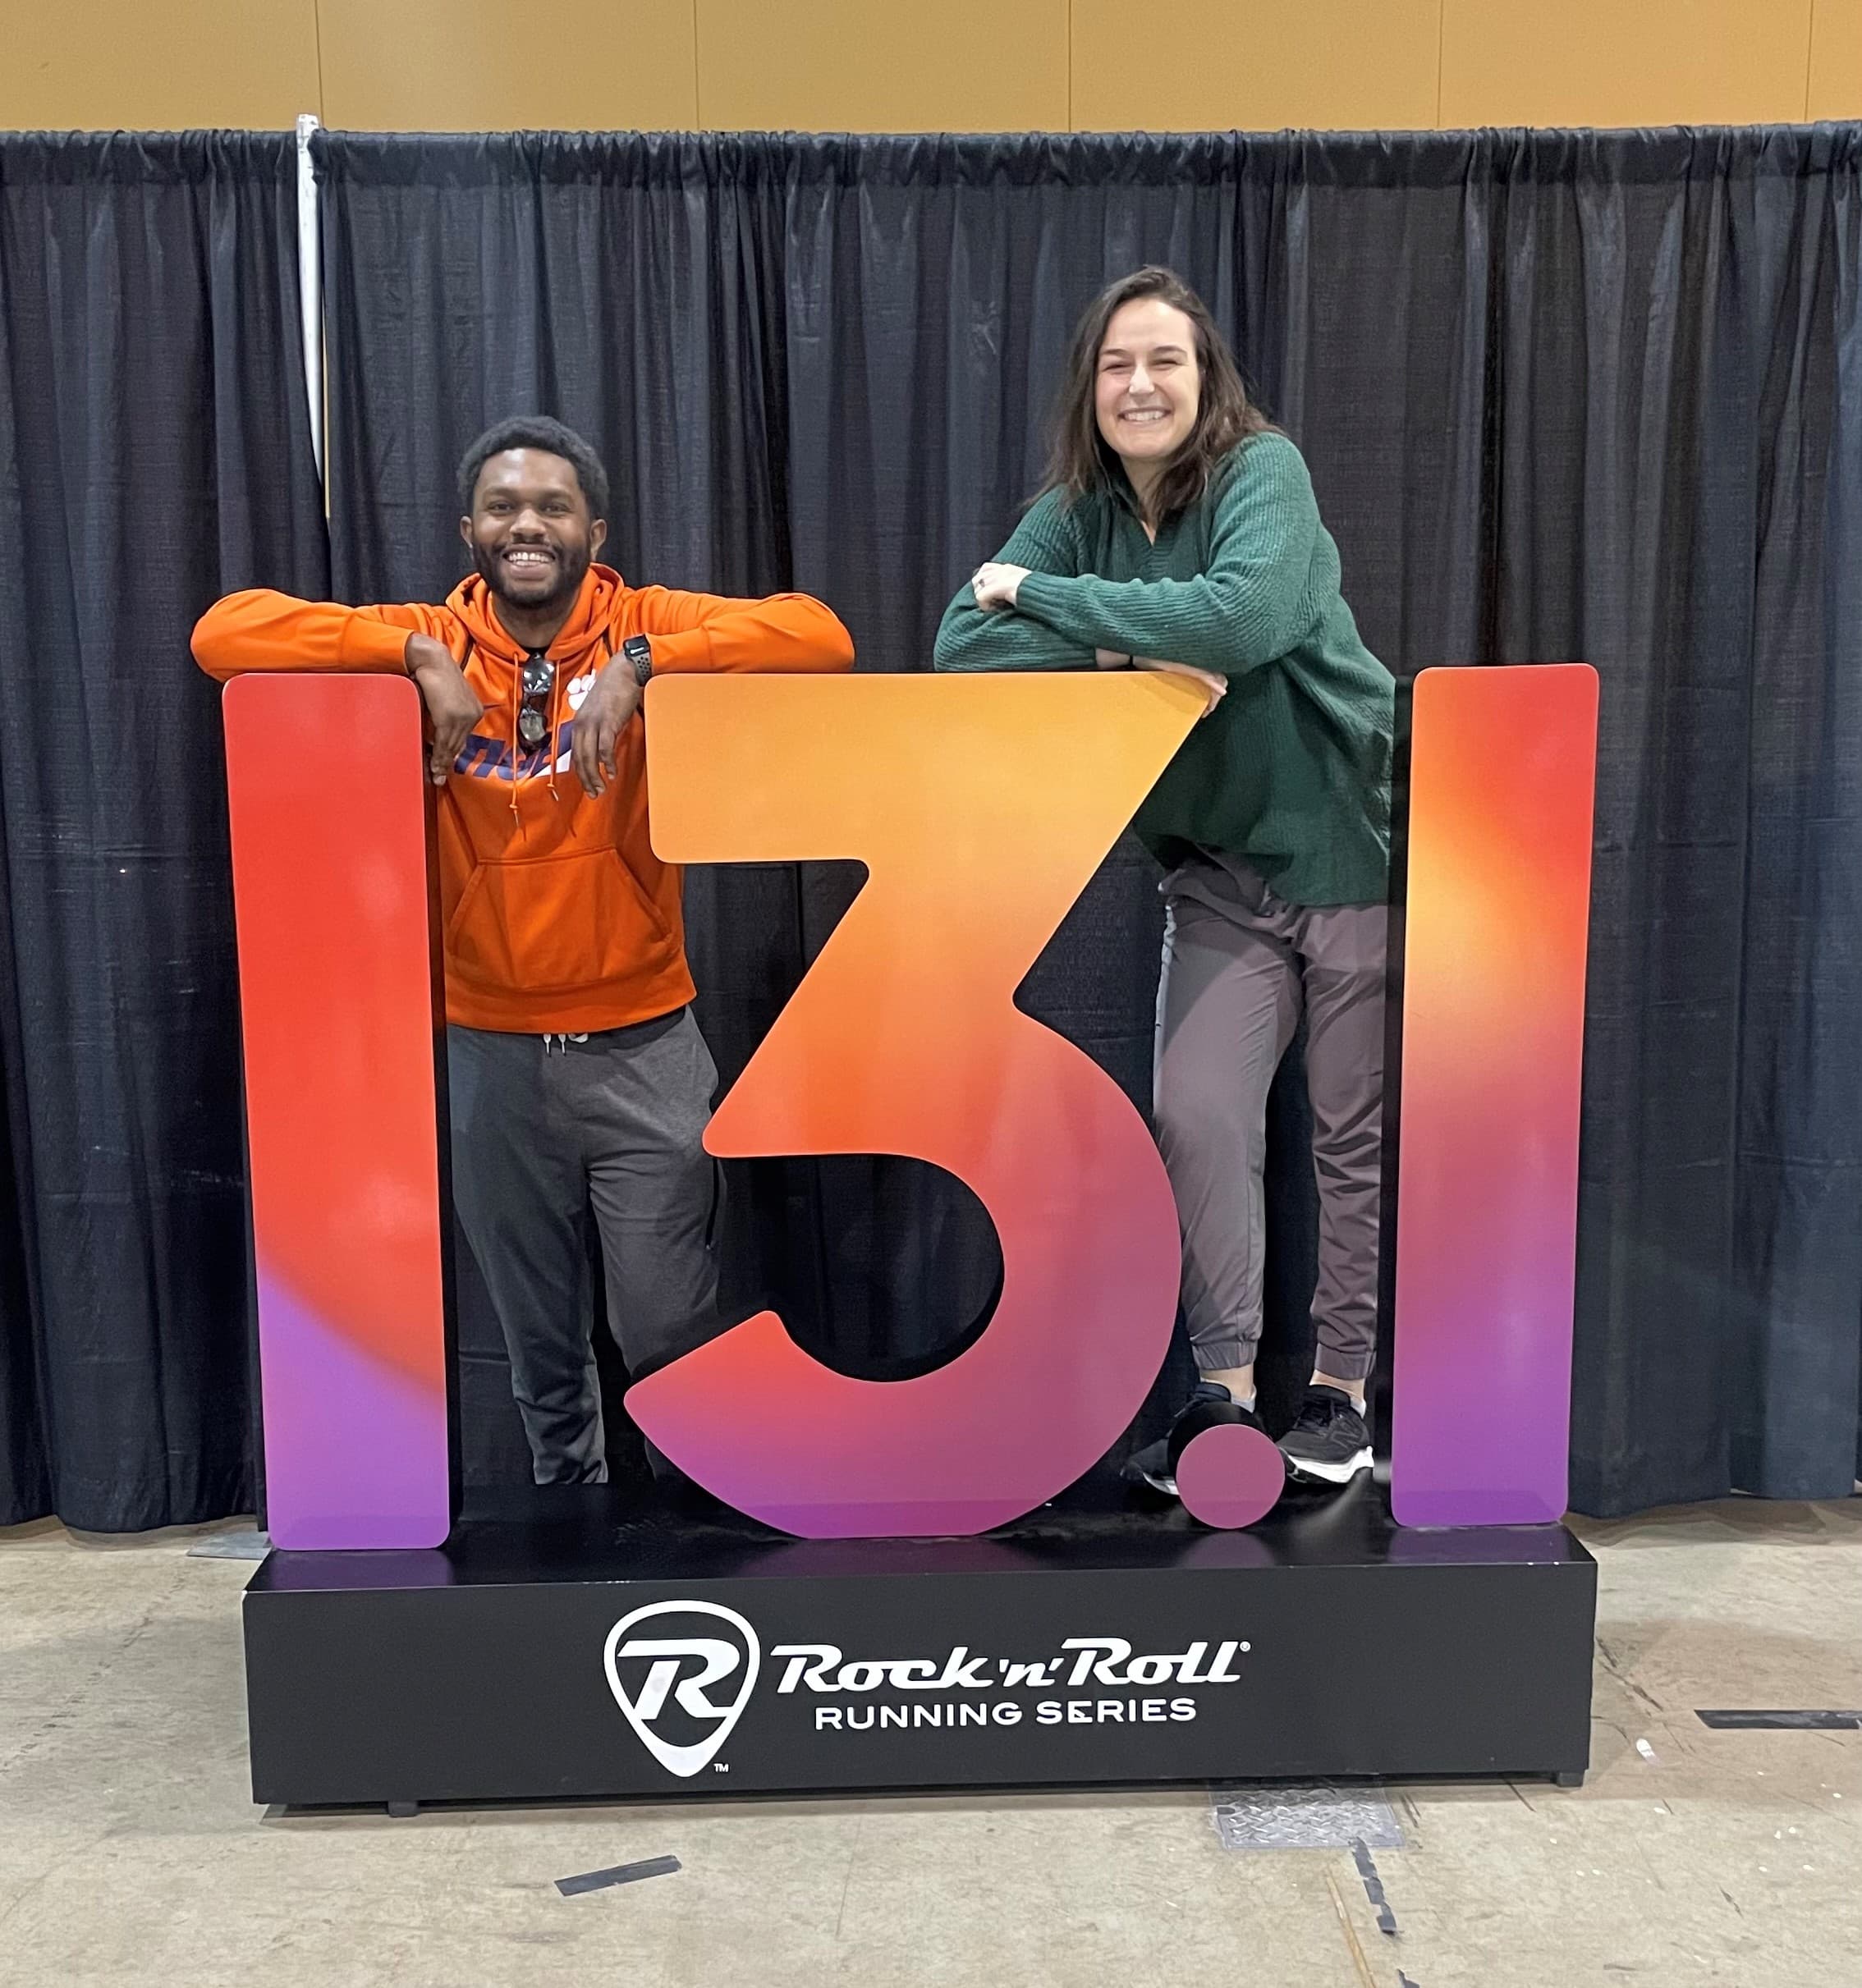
[444,562,626,664]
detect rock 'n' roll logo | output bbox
[601,1611,1262,1773]
[602,1600,760,1778]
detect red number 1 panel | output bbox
[222,676,453,1550]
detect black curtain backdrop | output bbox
[0,134,329,1528]
[317,127,1862,1514]
[1,126,1856,1528]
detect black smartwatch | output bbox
[621,634,654,687]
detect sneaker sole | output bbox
[1282,1445,1374,1486]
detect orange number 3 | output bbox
[625,674,1203,1537]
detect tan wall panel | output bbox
[1809,0,1862,117]
[1,0,318,130]
[1441,0,1813,129]
[4,0,1845,144]
[319,0,697,131]
[1071,0,1441,133]
[696,0,1067,132]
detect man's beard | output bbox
[474,539,592,615]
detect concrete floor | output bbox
[1,1498,1856,1988]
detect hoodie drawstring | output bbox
[507,652,525,825]
[543,652,562,806]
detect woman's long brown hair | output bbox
[1043,266,1271,522]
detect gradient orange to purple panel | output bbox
[626,674,1202,1537]
[1392,664,1599,1527]
[222,676,452,1550]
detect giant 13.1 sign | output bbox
[222,666,1598,1550]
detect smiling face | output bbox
[461,448,607,616]
[1093,297,1203,487]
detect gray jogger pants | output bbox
[1153,854,1387,1385]
[447,1008,722,1483]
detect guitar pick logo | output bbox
[603,1601,761,1779]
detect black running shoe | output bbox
[1125,1382,1264,1497]
[1277,1386,1373,1485]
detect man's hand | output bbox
[405,633,484,785]
[570,658,644,799]
[970,561,1031,612]
[1135,657,1228,718]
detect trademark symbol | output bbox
[713,1762,730,1774]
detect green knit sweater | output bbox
[933,433,1393,907]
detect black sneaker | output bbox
[1277,1386,1373,1485]
[1125,1382,1264,1497]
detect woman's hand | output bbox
[1135,657,1228,718]
[970,561,1031,612]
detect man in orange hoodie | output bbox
[195,416,855,1483]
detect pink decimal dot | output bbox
[1176,1422,1286,1530]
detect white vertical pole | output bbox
[295,112,325,485]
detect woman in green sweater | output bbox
[933,267,1394,1494]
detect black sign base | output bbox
[244,1475,1595,1807]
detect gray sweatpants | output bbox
[1153,854,1387,1386]
[447,1009,722,1483]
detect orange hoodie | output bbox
[193,565,855,1033]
